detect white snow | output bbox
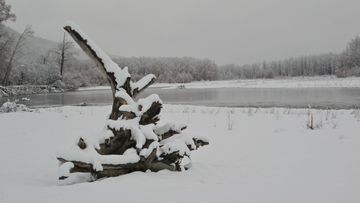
[1,105,360,202]
[118,104,140,115]
[154,122,187,137]
[58,162,74,178]
[137,94,162,112]
[114,89,135,105]
[139,124,158,141]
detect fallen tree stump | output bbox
[56,21,209,180]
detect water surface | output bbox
[1,87,359,109]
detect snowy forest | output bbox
[1,0,360,90]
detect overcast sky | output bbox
[5,0,360,65]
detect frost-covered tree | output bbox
[336,35,360,77]
[2,25,34,86]
[8,62,60,86]
[0,0,16,23]
[0,26,13,83]
[0,0,16,85]
[57,22,209,180]
[38,50,53,65]
[218,52,340,80]
[55,33,76,79]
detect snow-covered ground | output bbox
[155,76,360,89]
[79,76,360,91]
[1,105,359,203]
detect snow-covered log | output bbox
[57,22,209,180]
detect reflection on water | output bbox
[143,87,360,109]
[1,87,359,109]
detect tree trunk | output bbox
[60,33,65,79]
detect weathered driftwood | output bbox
[63,25,155,120]
[57,22,208,180]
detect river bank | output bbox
[0,85,65,97]
[78,76,360,91]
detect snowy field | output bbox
[79,76,360,91]
[1,104,360,203]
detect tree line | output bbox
[0,0,359,90]
[113,56,218,83]
[218,52,340,80]
[219,34,360,80]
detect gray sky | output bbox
[5,0,360,65]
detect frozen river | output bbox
[1,87,360,109]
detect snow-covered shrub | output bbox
[0,99,32,113]
[330,118,340,129]
[51,80,66,89]
[247,107,254,116]
[351,109,360,122]
[225,108,237,130]
[62,72,82,90]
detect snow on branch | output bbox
[131,74,156,98]
[155,122,187,140]
[63,21,155,99]
[63,21,130,90]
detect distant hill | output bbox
[3,26,88,63]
